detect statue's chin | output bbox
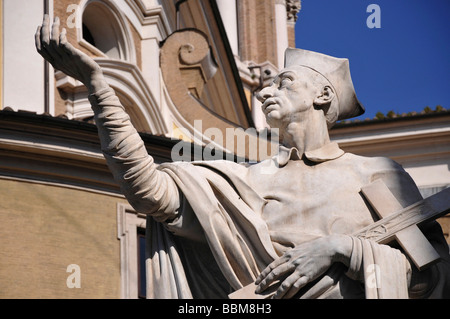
[264,112,282,127]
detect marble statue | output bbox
[35,15,450,299]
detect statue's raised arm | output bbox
[35,15,180,221]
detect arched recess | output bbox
[56,59,168,135]
[76,0,136,63]
[95,59,168,135]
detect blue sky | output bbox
[294,0,450,120]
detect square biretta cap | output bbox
[284,48,365,122]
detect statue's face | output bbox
[257,66,319,128]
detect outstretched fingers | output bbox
[272,273,309,299]
[35,15,55,63]
[50,17,60,48]
[35,26,42,52]
[255,261,291,293]
[59,27,68,45]
[35,15,75,75]
[59,27,77,56]
[35,14,104,89]
[40,14,51,47]
[35,25,53,63]
[256,257,284,285]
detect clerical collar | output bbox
[274,142,345,167]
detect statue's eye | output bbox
[280,77,293,88]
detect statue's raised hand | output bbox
[35,15,107,93]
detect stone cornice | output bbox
[0,110,177,193]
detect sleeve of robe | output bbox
[88,86,180,222]
[89,87,201,298]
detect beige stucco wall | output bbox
[0,178,127,299]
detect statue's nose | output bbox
[256,86,274,103]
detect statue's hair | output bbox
[305,67,339,128]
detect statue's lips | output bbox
[262,99,279,113]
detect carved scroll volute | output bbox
[178,34,218,98]
[160,29,222,123]
[160,29,275,161]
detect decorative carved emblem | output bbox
[286,0,301,22]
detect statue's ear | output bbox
[314,85,335,106]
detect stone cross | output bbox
[359,179,447,270]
